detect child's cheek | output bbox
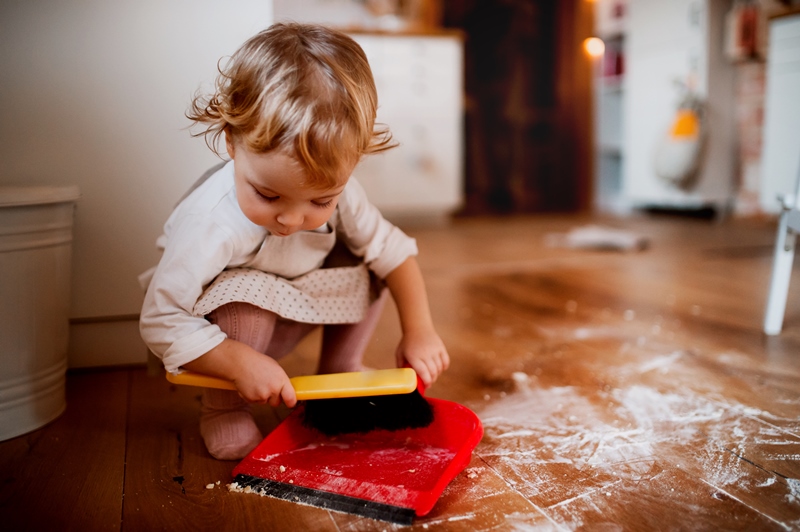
[241,199,271,227]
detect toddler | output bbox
[139,23,449,460]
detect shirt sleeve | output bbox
[139,213,235,374]
[336,179,418,279]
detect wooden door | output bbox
[442,0,594,214]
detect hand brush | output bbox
[301,367,433,435]
[166,367,434,434]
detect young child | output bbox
[139,23,450,460]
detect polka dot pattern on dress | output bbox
[192,265,372,324]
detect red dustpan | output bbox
[230,398,483,525]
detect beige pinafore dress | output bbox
[191,226,382,325]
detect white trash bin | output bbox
[0,185,80,441]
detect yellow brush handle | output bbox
[166,367,417,400]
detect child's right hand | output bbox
[184,339,297,408]
[231,349,297,408]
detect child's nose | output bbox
[276,209,303,227]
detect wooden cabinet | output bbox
[350,32,464,224]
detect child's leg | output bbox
[201,302,278,460]
[200,303,318,460]
[198,387,265,461]
[317,290,388,374]
[267,318,318,360]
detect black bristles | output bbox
[232,474,416,525]
[302,389,434,436]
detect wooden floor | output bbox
[3,213,800,530]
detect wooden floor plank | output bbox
[0,370,129,530]
[546,465,787,531]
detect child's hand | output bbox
[185,339,297,408]
[230,350,297,408]
[395,327,450,387]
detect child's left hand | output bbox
[395,327,450,387]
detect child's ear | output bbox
[225,131,236,159]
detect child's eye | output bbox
[255,189,278,202]
[313,199,334,209]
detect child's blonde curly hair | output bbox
[188,23,394,188]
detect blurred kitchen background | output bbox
[1,0,799,369]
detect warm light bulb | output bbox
[584,37,605,58]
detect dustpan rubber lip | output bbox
[233,473,416,525]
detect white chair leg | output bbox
[764,210,797,335]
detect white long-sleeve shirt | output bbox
[139,161,417,373]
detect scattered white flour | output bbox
[499,430,537,439]
[469,359,800,528]
[787,478,800,503]
[636,351,683,374]
[503,511,560,531]
[758,477,777,488]
[512,371,531,385]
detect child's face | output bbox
[228,141,349,237]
